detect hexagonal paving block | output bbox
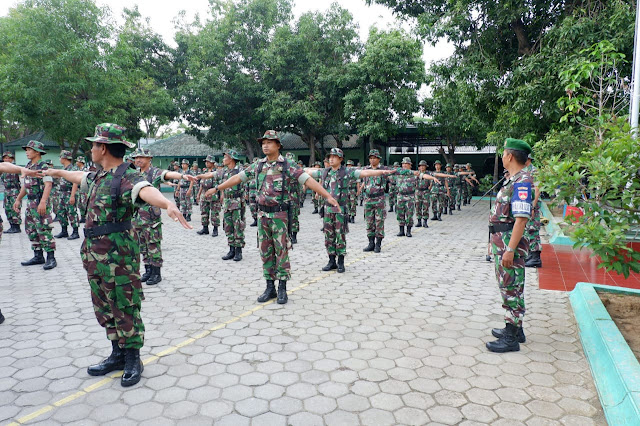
[235,397,268,417]
[369,392,403,411]
[303,395,337,415]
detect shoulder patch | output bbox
[511,182,532,215]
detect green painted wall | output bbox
[14,148,63,167]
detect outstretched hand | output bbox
[167,205,193,229]
[185,174,198,182]
[22,168,42,178]
[326,195,340,209]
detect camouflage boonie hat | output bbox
[206,154,215,163]
[285,152,295,161]
[59,150,73,160]
[393,162,400,167]
[329,148,344,158]
[257,130,280,143]
[2,151,15,158]
[346,160,354,166]
[446,163,452,168]
[401,157,412,164]
[466,163,472,166]
[22,140,47,154]
[132,147,153,158]
[181,159,190,165]
[314,161,322,166]
[368,149,382,159]
[225,149,241,161]
[192,161,198,166]
[434,160,442,165]
[76,156,86,164]
[85,123,136,149]
[418,160,427,166]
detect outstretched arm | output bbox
[138,186,192,229]
[359,169,394,178]
[44,168,86,185]
[205,174,243,197]
[304,177,339,208]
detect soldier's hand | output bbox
[167,204,192,229]
[21,168,41,178]
[326,196,340,209]
[205,188,217,197]
[69,195,76,205]
[13,200,20,213]
[185,174,198,182]
[186,190,192,197]
[501,251,514,269]
[37,202,46,216]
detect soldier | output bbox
[394,157,418,237]
[346,159,358,223]
[388,161,399,212]
[306,148,394,273]
[200,149,245,261]
[453,165,464,210]
[44,123,191,386]
[55,150,80,240]
[178,159,194,221]
[212,131,337,304]
[247,158,259,227]
[360,149,390,252]
[487,138,534,353]
[415,160,430,228]
[445,163,457,215]
[12,141,57,269]
[463,163,479,204]
[284,153,301,243]
[171,162,181,209]
[1,151,23,234]
[196,155,216,235]
[311,161,322,214]
[76,156,89,223]
[524,153,543,268]
[429,160,448,221]
[297,159,306,208]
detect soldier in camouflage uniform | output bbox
[415,160,431,228]
[284,153,301,243]
[13,140,57,270]
[200,149,246,261]
[196,155,217,235]
[1,151,23,234]
[247,158,259,227]
[346,159,358,223]
[388,161,399,212]
[55,150,80,240]
[45,123,191,386]
[171,162,181,209]
[394,157,418,237]
[463,163,479,204]
[307,148,393,273]
[444,163,457,215]
[297,160,306,208]
[215,131,336,304]
[360,149,390,252]
[487,138,534,353]
[75,156,89,223]
[311,161,322,214]
[178,159,194,221]
[524,153,543,268]
[429,160,448,221]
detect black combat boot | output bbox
[363,236,375,252]
[443,209,448,215]
[186,214,191,222]
[250,219,258,227]
[416,218,422,228]
[406,226,412,238]
[121,348,144,387]
[197,226,209,235]
[397,226,405,237]
[212,226,218,237]
[291,233,298,244]
[68,227,80,240]
[525,251,542,268]
[87,341,125,376]
[257,280,277,303]
[449,207,453,215]
[233,247,243,261]
[322,255,337,271]
[431,214,438,220]
[21,250,45,266]
[457,204,461,211]
[43,251,57,270]
[463,200,467,206]
[360,199,363,206]
[312,207,318,214]
[141,265,152,282]
[492,324,526,343]
[423,219,429,228]
[374,237,382,253]
[146,266,162,285]
[0,309,4,324]
[54,227,69,238]
[389,206,394,212]
[222,246,236,260]
[79,217,86,224]
[277,281,288,304]
[5,223,21,234]
[437,212,442,221]
[337,255,345,273]
[486,323,521,353]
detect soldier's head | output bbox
[446,163,452,172]
[502,138,531,167]
[346,159,354,168]
[313,161,321,168]
[133,148,153,170]
[206,154,215,170]
[84,123,135,164]
[180,159,189,170]
[328,148,344,168]
[223,149,241,167]
[434,160,442,171]
[418,160,427,172]
[368,149,382,167]
[76,156,86,168]
[22,140,47,161]
[2,152,15,163]
[191,162,198,170]
[323,155,330,168]
[59,150,73,166]
[258,130,281,157]
[401,157,412,170]
[465,162,472,170]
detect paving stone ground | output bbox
[0,195,605,425]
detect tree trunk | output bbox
[511,18,532,56]
[308,134,316,165]
[243,139,256,161]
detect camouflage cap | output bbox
[368,149,382,159]
[314,161,322,166]
[2,151,15,158]
[181,159,190,165]
[446,163,452,168]
[393,162,400,167]
[22,140,47,154]
[434,160,442,165]
[329,148,344,158]
[85,123,136,149]
[224,149,241,161]
[285,152,295,161]
[76,156,86,164]
[205,154,215,163]
[466,163,472,166]
[401,157,412,164]
[132,147,153,158]
[453,164,460,170]
[192,161,198,166]
[44,159,53,166]
[418,160,427,166]
[297,160,303,166]
[346,159,354,166]
[257,130,281,144]
[59,150,73,160]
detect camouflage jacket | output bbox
[135,166,168,224]
[429,171,446,194]
[490,167,534,224]
[0,165,21,194]
[59,164,78,193]
[415,173,430,193]
[25,160,53,202]
[393,168,418,196]
[361,165,390,199]
[239,155,309,219]
[222,164,244,211]
[308,166,360,214]
[178,170,194,189]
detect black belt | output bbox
[26,193,43,200]
[489,222,515,234]
[227,191,243,199]
[84,221,132,238]
[258,204,289,213]
[366,191,385,198]
[400,191,415,196]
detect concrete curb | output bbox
[540,201,574,246]
[570,282,640,425]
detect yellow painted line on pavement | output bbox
[6,231,418,425]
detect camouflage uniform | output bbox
[361,150,388,251]
[454,165,464,209]
[76,157,89,223]
[346,160,358,222]
[445,165,457,214]
[464,164,476,204]
[222,162,246,250]
[178,160,194,218]
[524,161,542,267]
[198,157,219,232]
[394,158,417,234]
[57,162,80,231]
[388,162,399,211]
[284,153,300,237]
[1,152,22,230]
[24,158,56,254]
[430,162,446,219]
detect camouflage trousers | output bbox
[200,196,221,227]
[223,208,245,247]
[448,187,458,209]
[210,200,222,227]
[77,191,88,221]
[526,205,542,253]
[50,188,59,215]
[178,187,192,216]
[464,183,473,201]
[258,213,292,280]
[3,189,21,225]
[135,221,163,267]
[491,230,527,326]
[25,201,56,252]
[431,191,445,215]
[348,189,357,217]
[364,197,386,238]
[323,211,349,256]
[291,201,300,233]
[312,197,320,210]
[396,194,415,227]
[56,191,79,229]
[415,191,430,220]
[174,190,181,210]
[455,185,464,205]
[82,238,145,349]
[249,197,258,222]
[388,188,397,208]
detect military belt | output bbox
[227,191,243,199]
[258,204,289,213]
[26,193,43,200]
[489,222,515,234]
[84,221,132,238]
[400,191,415,196]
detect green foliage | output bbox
[477,174,494,193]
[533,127,591,163]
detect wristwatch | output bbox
[505,246,515,253]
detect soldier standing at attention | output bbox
[360,149,389,253]
[523,153,543,268]
[13,140,57,270]
[209,161,224,237]
[44,123,191,386]
[415,160,431,228]
[75,156,89,223]
[463,163,479,205]
[55,150,80,240]
[445,163,457,215]
[200,149,245,261]
[172,162,181,210]
[306,148,394,273]
[211,131,337,304]
[486,138,534,353]
[346,159,358,223]
[1,152,23,234]
[196,155,217,235]
[388,161,399,212]
[177,159,194,222]
[394,157,420,237]
[429,160,448,221]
